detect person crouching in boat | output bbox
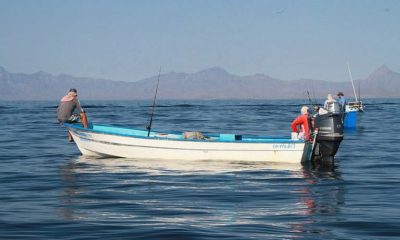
[318,93,337,115]
[57,88,84,141]
[291,106,310,140]
[323,93,336,109]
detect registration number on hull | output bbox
[272,143,296,149]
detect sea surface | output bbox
[0,99,399,239]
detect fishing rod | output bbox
[146,67,162,137]
[358,80,364,111]
[306,90,318,112]
[311,84,317,103]
[347,61,358,102]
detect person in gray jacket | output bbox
[57,88,84,123]
[57,88,84,142]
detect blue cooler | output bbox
[219,134,242,141]
[344,111,357,128]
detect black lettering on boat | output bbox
[273,143,295,149]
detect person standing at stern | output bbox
[291,106,310,140]
[337,92,347,111]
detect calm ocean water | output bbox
[0,99,399,239]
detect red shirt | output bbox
[291,114,310,140]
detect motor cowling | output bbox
[313,102,344,161]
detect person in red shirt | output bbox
[291,106,310,140]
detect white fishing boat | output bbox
[345,100,364,112]
[344,62,364,128]
[64,107,344,163]
[65,123,313,163]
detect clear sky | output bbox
[0,0,399,82]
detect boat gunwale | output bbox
[64,123,305,144]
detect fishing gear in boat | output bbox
[306,90,319,113]
[80,112,89,128]
[77,99,89,128]
[146,67,162,137]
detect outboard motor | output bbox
[313,102,344,161]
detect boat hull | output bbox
[344,111,358,128]
[66,124,311,163]
[344,101,364,128]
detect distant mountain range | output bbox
[0,65,399,100]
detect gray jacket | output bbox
[57,99,83,122]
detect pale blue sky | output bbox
[0,0,399,82]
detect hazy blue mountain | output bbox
[0,65,399,100]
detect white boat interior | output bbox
[79,123,299,144]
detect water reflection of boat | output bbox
[301,161,345,215]
[73,155,305,173]
[58,156,345,238]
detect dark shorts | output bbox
[59,114,80,124]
